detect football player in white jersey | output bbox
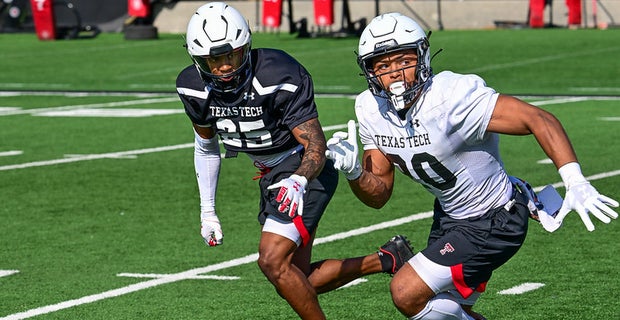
[176,3,415,319]
[325,12,618,320]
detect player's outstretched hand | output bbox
[557,182,618,232]
[325,120,362,180]
[201,211,223,246]
[557,162,619,231]
[267,174,307,218]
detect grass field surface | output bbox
[0,29,619,319]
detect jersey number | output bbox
[217,118,273,149]
[386,152,456,191]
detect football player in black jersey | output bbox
[176,2,414,318]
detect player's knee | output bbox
[390,278,427,315]
[257,253,275,274]
[257,250,285,280]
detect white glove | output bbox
[200,211,223,246]
[267,174,307,218]
[325,120,362,180]
[556,162,619,231]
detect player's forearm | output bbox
[296,143,326,181]
[530,110,578,169]
[293,119,327,181]
[194,133,221,213]
[348,171,392,209]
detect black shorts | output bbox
[258,151,338,241]
[421,188,530,298]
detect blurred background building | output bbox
[1,0,618,40]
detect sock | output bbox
[377,250,396,273]
[409,293,474,320]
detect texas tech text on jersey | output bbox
[176,48,318,156]
[373,133,431,148]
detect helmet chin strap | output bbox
[389,81,407,111]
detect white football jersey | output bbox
[355,71,512,219]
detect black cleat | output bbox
[378,235,414,274]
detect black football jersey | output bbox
[176,48,318,156]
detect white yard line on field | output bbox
[465,46,620,74]
[0,270,19,278]
[530,97,590,106]
[2,91,619,118]
[0,144,193,171]
[599,117,620,121]
[0,125,349,172]
[532,169,620,192]
[337,278,368,289]
[116,273,240,281]
[0,91,171,98]
[1,91,614,171]
[497,283,546,295]
[0,151,23,157]
[1,98,619,318]
[0,211,432,320]
[0,97,178,116]
[3,163,620,319]
[570,87,620,93]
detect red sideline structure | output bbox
[29,0,55,40]
[125,0,157,39]
[313,0,334,27]
[128,0,150,18]
[529,0,546,28]
[262,0,283,28]
[566,0,582,26]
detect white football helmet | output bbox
[357,13,432,110]
[185,2,252,93]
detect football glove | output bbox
[267,174,307,218]
[557,162,619,231]
[200,211,223,246]
[325,120,362,180]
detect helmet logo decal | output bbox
[374,39,397,50]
